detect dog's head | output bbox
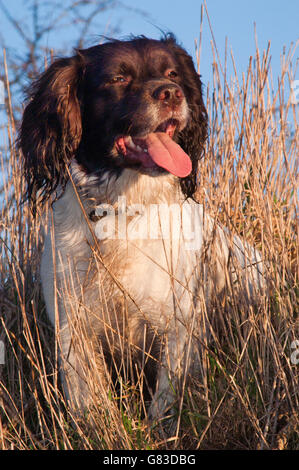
[20,35,208,203]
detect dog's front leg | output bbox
[148,321,194,426]
[57,318,94,413]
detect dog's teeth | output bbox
[125,137,145,153]
[125,136,134,147]
[126,136,139,151]
[144,148,148,153]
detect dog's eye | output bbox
[109,76,128,84]
[166,70,178,79]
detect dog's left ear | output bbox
[163,35,208,199]
[19,53,85,205]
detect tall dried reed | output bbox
[0,30,298,449]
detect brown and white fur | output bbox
[20,35,264,424]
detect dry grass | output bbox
[0,32,298,449]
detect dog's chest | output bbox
[95,204,201,312]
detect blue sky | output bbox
[0,0,298,112]
[0,1,297,203]
[113,0,298,84]
[0,1,297,208]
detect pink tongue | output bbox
[143,132,192,177]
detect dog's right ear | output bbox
[19,54,84,205]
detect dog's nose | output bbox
[153,84,183,109]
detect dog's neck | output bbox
[70,160,182,209]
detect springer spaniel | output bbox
[20,35,264,425]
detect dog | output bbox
[20,35,264,425]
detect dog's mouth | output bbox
[115,119,192,177]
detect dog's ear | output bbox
[19,54,84,204]
[163,35,208,199]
